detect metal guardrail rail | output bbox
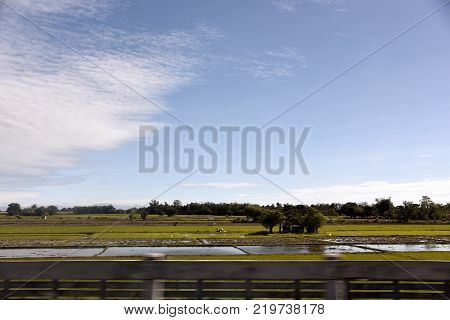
[0,256,449,300]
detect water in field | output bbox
[363,244,450,252]
[0,247,104,258]
[236,245,373,254]
[0,244,448,258]
[100,246,245,256]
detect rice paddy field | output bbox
[0,222,448,240]
[0,213,448,260]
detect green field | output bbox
[0,224,448,240]
[0,213,448,249]
[0,213,238,223]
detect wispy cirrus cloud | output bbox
[0,0,219,195]
[6,0,120,17]
[272,0,298,13]
[233,47,306,79]
[273,0,350,13]
[0,0,308,206]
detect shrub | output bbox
[303,209,326,233]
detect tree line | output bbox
[122,196,449,224]
[5,196,449,225]
[4,204,117,216]
[5,203,58,217]
[336,196,447,222]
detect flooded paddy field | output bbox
[0,243,449,259]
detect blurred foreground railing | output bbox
[0,256,449,300]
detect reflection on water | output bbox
[102,246,244,256]
[237,245,372,254]
[0,248,103,258]
[364,244,449,252]
[0,244,448,258]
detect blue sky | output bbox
[1,0,450,207]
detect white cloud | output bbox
[266,47,306,63]
[417,153,435,159]
[86,198,149,208]
[272,0,298,13]
[273,0,350,13]
[366,155,388,162]
[236,179,450,205]
[7,0,118,17]
[236,47,306,79]
[242,60,291,79]
[0,1,217,188]
[182,182,259,190]
[290,179,450,204]
[0,191,40,207]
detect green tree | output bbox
[281,209,305,233]
[29,204,38,215]
[128,209,138,221]
[260,210,282,233]
[139,207,149,221]
[171,200,182,216]
[374,198,394,219]
[244,205,263,222]
[173,200,182,208]
[47,205,58,215]
[143,200,161,220]
[6,203,21,216]
[361,202,374,219]
[166,207,177,217]
[396,201,419,222]
[302,209,326,233]
[35,206,50,217]
[340,202,363,219]
[432,204,447,221]
[420,196,436,221]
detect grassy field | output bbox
[0,213,448,249]
[0,224,448,240]
[0,213,239,223]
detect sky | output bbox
[0,0,450,208]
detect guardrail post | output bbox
[2,279,10,300]
[446,281,450,299]
[143,253,166,300]
[325,254,347,300]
